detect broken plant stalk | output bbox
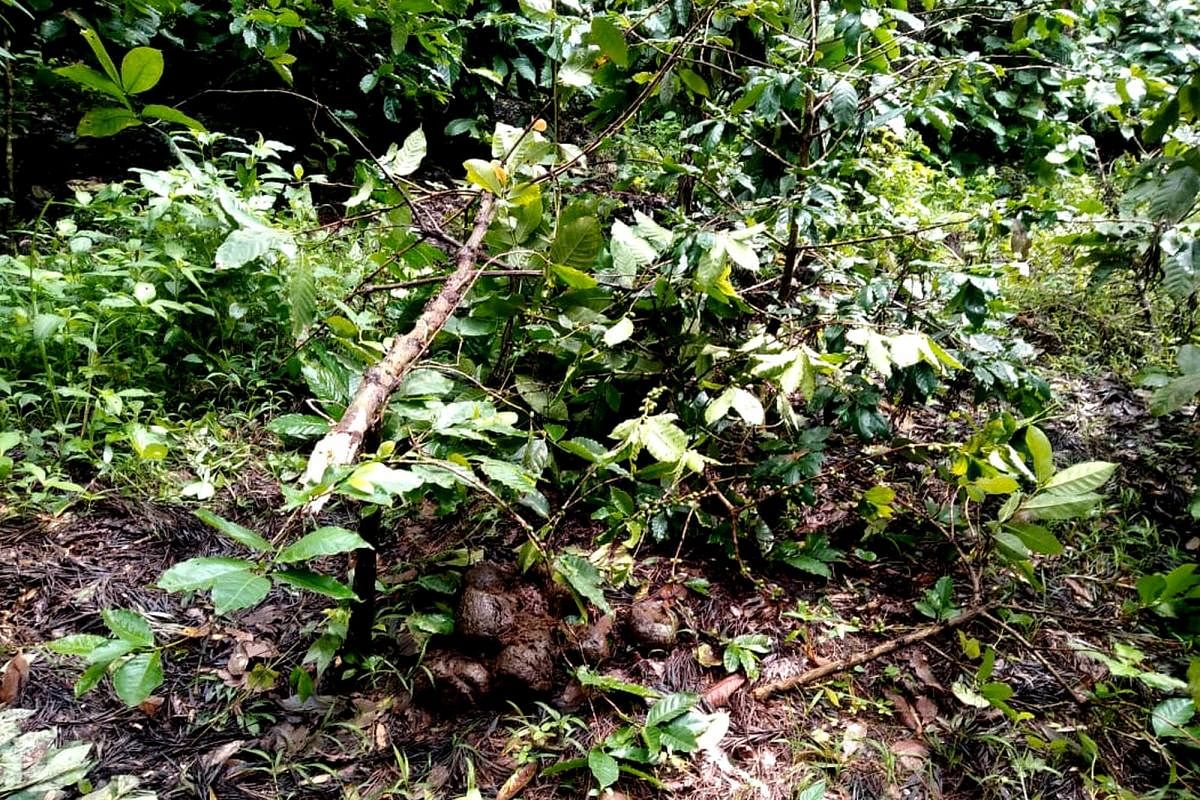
[752,603,991,701]
[301,192,497,515]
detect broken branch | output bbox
[752,604,991,701]
[301,193,497,513]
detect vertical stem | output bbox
[345,429,382,655]
[3,44,13,228]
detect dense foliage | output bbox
[1,0,1199,797]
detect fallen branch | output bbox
[301,193,497,513]
[752,604,991,701]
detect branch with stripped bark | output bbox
[301,193,497,514]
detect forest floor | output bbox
[1,299,1198,800]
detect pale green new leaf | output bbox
[77,107,141,138]
[119,47,163,94]
[588,749,620,789]
[604,317,634,347]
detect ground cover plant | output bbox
[1,0,1199,798]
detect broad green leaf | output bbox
[215,227,288,269]
[830,79,858,126]
[54,64,125,102]
[77,107,141,137]
[796,780,827,800]
[1025,425,1054,484]
[84,638,135,665]
[74,661,108,696]
[288,255,317,339]
[273,568,357,600]
[550,264,598,289]
[1151,697,1195,738]
[101,609,153,647]
[1042,462,1116,496]
[463,158,506,194]
[31,313,66,341]
[727,388,764,425]
[276,526,372,563]
[195,508,274,552]
[1005,523,1063,556]
[588,749,620,789]
[590,17,628,68]
[129,424,168,460]
[141,103,206,131]
[119,47,163,94]
[1019,491,1103,520]
[1150,374,1200,416]
[645,691,699,728]
[553,552,612,614]
[678,67,709,98]
[638,414,689,463]
[604,317,634,347]
[398,368,454,396]
[346,462,423,496]
[266,414,329,438]
[210,570,272,615]
[46,634,108,657]
[157,557,257,592]
[112,652,163,706]
[389,127,426,177]
[550,216,602,268]
[975,475,1019,495]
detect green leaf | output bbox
[30,313,65,341]
[550,216,602,268]
[266,414,330,438]
[141,103,206,131]
[678,68,710,98]
[53,64,125,102]
[1150,374,1200,415]
[638,414,689,463]
[80,27,121,86]
[550,264,598,289]
[575,666,660,698]
[210,570,272,615]
[195,508,274,552]
[1042,462,1116,496]
[553,552,612,614]
[273,568,358,600]
[590,17,629,68]
[1151,697,1195,738]
[830,79,858,126]
[112,652,163,706]
[276,526,372,563]
[215,227,289,269]
[46,634,109,657]
[588,749,620,789]
[463,158,506,194]
[74,661,108,697]
[1019,491,1104,520]
[76,107,141,138]
[387,127,427,177]
[101,609,153,647]
[1024,425,1054,484]
[645,691,699,728]
[796,780,827,800]
[1005,523,1063,556]
[119,47,163,94]
[346,462,423,497]
[157,557,257,592]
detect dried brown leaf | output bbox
[0,652,29,706]
[496,762,538,800]
[702,674,745,708]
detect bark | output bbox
[302,193,497,513]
